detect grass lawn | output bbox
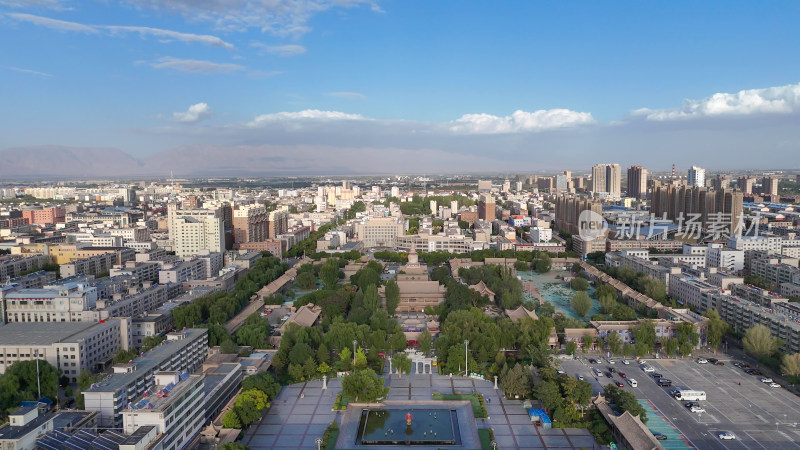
[333,393,355,410]
[478,428,495,449]
[324,430,339,450]
[432,392,488,418]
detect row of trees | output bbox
[221,372,282,429]
[0,360,59,420]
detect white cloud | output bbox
[328,91,366,100]
[7,12,96,33]
[147,57,244,74]
[6,66,53,77]
[247,109,367,127]
[122,0,380,36]
[102,25,234,49]
[449,109,595,133]
[171,103,213,123]
[633,82,800,120]
[0,0,67,9]
[252,43,307,56]
[6,13,234,48]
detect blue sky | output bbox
[2,0,800,173]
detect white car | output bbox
[760,377,773,383]
[642,366,655,373]
[622,359,631,365]
[608,359,616,364]
[718,432,736,440]
[557,369,566,375]
[696,358,708,364]
[690,406,706,413]
[769,382,781,388]
[577,374,585,381]
[638,359,647,365]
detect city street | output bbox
[560,356,800,449]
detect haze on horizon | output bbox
[2,1,800,175]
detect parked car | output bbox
[760,377,773,383]
[589,358,598,364]
[638,359,647,365]
[713,361,725,366]
[668,389,679,397]
[769,382,781,388]
[696,358,708,364]
[608,359,616,364]
[684,401,700,408]
[557,369,566,375]
[652,432,667,440]
[642,366,655,373]
[718,432,736,440]
[615,381,624,387]
[690,406,706,413]
[657,379,673,387]
[732,361,744,368]
[577,374,585,381]
[651,373,663,378]
[605,372,613,378]
[608,367,617,373]
[622,359,631,365]
[707,357,718,363]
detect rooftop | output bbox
[0,321,113,346]
[86,328,207,394]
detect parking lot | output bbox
[560,356,800,449]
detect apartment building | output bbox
[554,194,604,236]
[730,283,788,307]
[158,258,207,285]
[122,372,206,450]
[21,206,65,225]
[478,194,496,221]
[716,294,800,354]
[0,318,131,381]
[110,261,161,284]
[83,328,208,427]
[705,243,745,273]
[203,362,242,423]
[97,283,182,319]
[354,216,405,248]
[267,208,289,239]
[1,270,57,289]
[132,308,174,347]
[59,252,118,278]
[232,204,269,245]
[395,234,475,253]
[591,163,622,197]
[1,282,98,323]
[604,253,682,285]
[668,274,719,311]
[0,254,50,283]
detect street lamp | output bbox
[464,340,469,376]
[315,437,322,450]
[353,339,358,366]
[491,441,498,450]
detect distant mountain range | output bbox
[0,145,361,179]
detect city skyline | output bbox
[2,1,800,175]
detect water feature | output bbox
[358,408,461,445]
[517,270,600,320]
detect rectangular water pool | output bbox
[358,408,462,445]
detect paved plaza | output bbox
[243,369,598,449]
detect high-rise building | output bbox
[478,194,496,221]
[554,194,604,235]
[591,163,622,196]
[502,179,511,193]
[761,176,779,197]
[737,176,755,194]
[478,180,492,192]
[267,208,289,238]
[710,175,730,190]
[651,185,744,236]
[232,204,269,245]
[626,165,648,199]
[168,203,225,257]
[688,166,706,187]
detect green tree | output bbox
[781,353,800,385]
[662,337,678,358]
[113,348,139,364]
[632,320,656,352]
[598,294,616,315]
[363,284,381,311]
[319,259,340,289]
[236,389,270,411]
[141,335,165,352]
[534,380,561,412]
[317,362,332,376]
[570,291,593,318]
[392,353,412,378]
[535,254,552,273]
[703,309,729,353]
[570,277,589,291]
[221,410,242,429]
[295,272,317,290]
[743,324,781,363]
[605,331,622,355]
[221,443,250,450]
[242,372,281,400]
[581,333,594,352]
[385,279,400,315]
[500,363,532,399]
[221,340,239,354]
[566,341,578,357]
[419,329,433,355]
[341,369,389,402]
[612,304,637,321]
[354,348,368,370]
[603,384,647,423]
